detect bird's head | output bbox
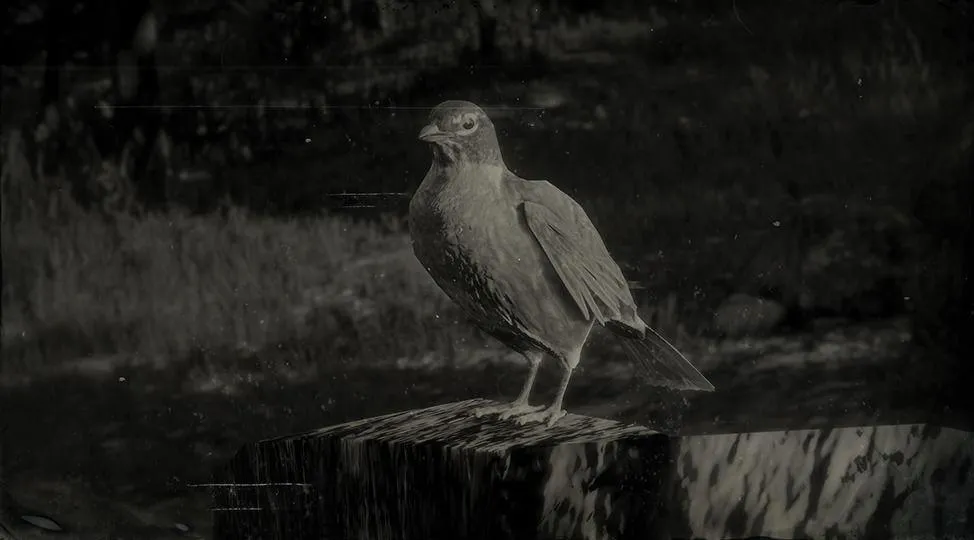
[418,100,503,167]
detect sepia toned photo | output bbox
[2,0,972,538]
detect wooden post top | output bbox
[263,399,665,453]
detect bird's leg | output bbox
[515,353,577,428]
[473,351,544,419]
[497,353,545,419]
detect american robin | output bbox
[408,100,714,427]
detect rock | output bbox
[713,293,787,337]
[799,228,907,319]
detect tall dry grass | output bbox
[1,129,480,379]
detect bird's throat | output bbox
[419,161,506,206]
[431,138,504,169]
[431,143,458,166]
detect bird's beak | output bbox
[418,124,448,142]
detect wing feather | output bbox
[516,178,716,392]
[518,181,636,326]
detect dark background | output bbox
[1,0,972,537]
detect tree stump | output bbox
[211,399,673,540]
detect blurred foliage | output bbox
[1,0,971,370]
[3,0,968,211]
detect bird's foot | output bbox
[473,403,515,418]
[472,400,542,420]
[497,402,544,420]
[513,407,568,428]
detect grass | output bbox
[0,194,491,378]
[0,108,474,378]
[0,176,704,386]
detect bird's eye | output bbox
[456,113,479,135]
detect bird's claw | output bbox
[497,403,543,420]
[472,404,511,418]
[472,401,543,420]
[513,408,567,428]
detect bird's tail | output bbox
[617,326,715,392]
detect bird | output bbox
[408,100,715,428]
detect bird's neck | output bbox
[431,147,505,169]
[423,161,506,200]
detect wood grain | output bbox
[212,398,672,540]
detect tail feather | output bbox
[618,326,715,392]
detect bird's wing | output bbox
[515,178,639,325]
[515,177,715,392]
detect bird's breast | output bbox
[409,168,540,321]
[409,166,507,263]
[410,180,504,277]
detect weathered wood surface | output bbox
[212,400,974,540]
[670,424,974,539]
[212,398,673,540]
